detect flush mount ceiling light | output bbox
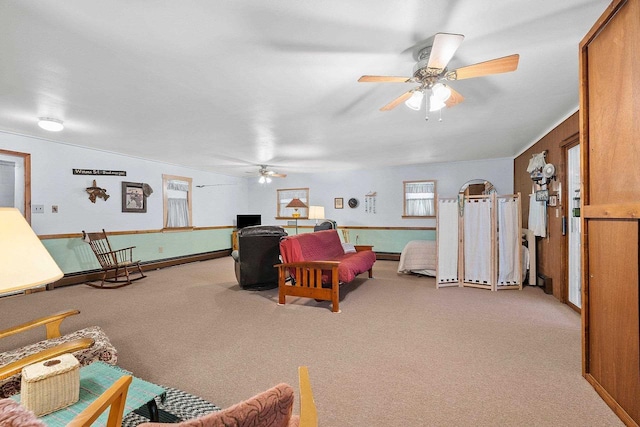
[37,117,64,132]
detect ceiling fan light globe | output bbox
[432,83,451,102]
[429,95,446,112]
[258,176,266,184]
[405,91,424,111]
[266,177,272,183]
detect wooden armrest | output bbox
[0,309,80,340]
[0,337,94,380]
[67,375,132,427]
[275,261,341,270]
[298,366,318,427]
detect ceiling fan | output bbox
[256,165,286,183]
[358,33,519,118]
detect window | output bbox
[276,188,309,219]
[403,180,436,217]
[163,174,192,229]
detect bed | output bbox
[398,232,533,283]
[397,240,436,276]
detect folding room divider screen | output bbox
[436,193,522,291]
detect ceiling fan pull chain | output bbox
[425,90,430,121]
[439,108,443,122]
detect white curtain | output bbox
[497,198,521,285]
[166,180,190,227]
[405,182,435,216]
[464,198,492,284]
[437,199,459,284]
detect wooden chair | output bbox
[67,375,132,427]
[0,309,118,398]
[82,229,146,288]
[139,366,318,427]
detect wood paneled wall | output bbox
[513,112,579,301]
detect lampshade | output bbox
[286,198,307,209]
[405,90,424,111]
[308,206,325,220]
[37,117,64,132]
[0,208,63,293]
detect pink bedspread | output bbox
[279,230,376,283]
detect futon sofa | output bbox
[277,230,375,312]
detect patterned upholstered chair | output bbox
[138,367,317,427]
[0,309,118,398]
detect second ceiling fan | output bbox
[358,33,519,117]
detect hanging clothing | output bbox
[528,193,546,237]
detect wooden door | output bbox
[580,0,640,425]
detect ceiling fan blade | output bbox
[271,173,287,178]
[358,75,413,83]
[448,54,519,80]
[445,86,464,108]
[427,33,464,71]
[380,89,415,111]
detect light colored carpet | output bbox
[0,258,623,426]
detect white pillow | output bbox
[342,243,356,254]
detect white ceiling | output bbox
[0,1,608,177]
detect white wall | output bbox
[0,132,248,235]
[247,157,514,228]
[1,130,514,234]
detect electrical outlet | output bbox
[32,204,44,213]
[52,205,59,213]
[158,247,164,253]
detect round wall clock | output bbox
[348,198,359,208]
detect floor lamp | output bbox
[0,208,63,295]
[286,198,307,234]
[308,206,325,226]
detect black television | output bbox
[236,214,261,229]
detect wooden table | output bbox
[354,245,373,252]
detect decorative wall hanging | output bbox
[348,198,359,208]
[86,180,109,203]
[364,191,377,213]
[334,198,343,209]
[122,181,146,213]
[142,183,154,197]
[73,169,126,176]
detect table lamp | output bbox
[286,198,307,234]
[308,206,325,225]
[0,207,63,294]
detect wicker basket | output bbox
[21,353,80,416]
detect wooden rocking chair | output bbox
[82,229,146,288]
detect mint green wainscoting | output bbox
[343,229,435,253]
[41,228,233,274]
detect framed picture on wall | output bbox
[122,181,146,213]
[334,197,344,209]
